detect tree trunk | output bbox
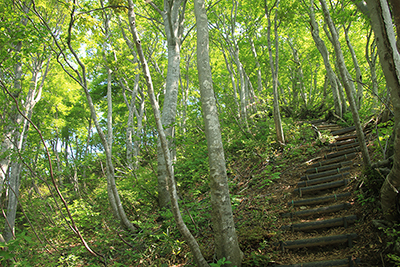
[194,0,243,265]
[221,46,240,116]
[366,29,379,109]
[266,0,285,144]
[154,0,185,209]
[319,0,371,168]
[388,0,400,52]
[249,37,263,93]
[343,23,364,109]
[127,1,209,265]
[3,26,50,240]
[366,0,400,221]
[288,38,307,107]
[309,0,342,117]
[118,20,145,171]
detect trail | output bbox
[273,120,374,266]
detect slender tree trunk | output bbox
[249,37,263,94]
[265,0,285,144]
[309,0,342,117]
[151,0,186,209]
[388,0,400,52]
[119,20,145,171]
[127,1,209,265]
[288,39,307,107]
[194,0,243,265]
[222,46,240,115]
[366,0,400,221]
[3,29,50,240]
[366,29,379,109]
[343,23,364,109]
[319,0,371,168]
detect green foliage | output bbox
[380,224,400,265]
[0,0,387,265]
[0,231,47,266]
[362,167,385,195]
[244,251,271,266]
[258,170,280,190]
[356,192,376,206]
[210,257,232,267]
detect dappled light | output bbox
[0,0,399,266]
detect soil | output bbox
[233,127,392,266]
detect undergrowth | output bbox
[1,114,369,266]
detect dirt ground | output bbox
[234,132,392,266]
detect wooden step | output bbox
[281,215,357,232]
[328,141,360,152]
[308,153,356,169]
[279,233,357,251]
[294,179,350,196]
[301,167,351,180]
[288,192,351,207]
[281,203,352,218]
[324,147,360,159]
[305,161,352,174]
[298,173,350,188]
[276,257,360,267]
[317,125,342,131]
[332,126,356,135]
[335,134,357,141]
[309,119,325,125]
[317,124,339,129]
[328,138,358,147]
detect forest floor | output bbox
[228,125,391,266]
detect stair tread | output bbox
[281,215,357,231]
[281,203,352,218]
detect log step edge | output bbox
[281,215,357,232]
[294,179,350,196]
[301,166,351,180]
[298,172,350,188]
[281,202,352,218]
[274,257,361,267]
[288,192,351,206]
[305,161,353,174]
[278,233,358,250]
[308,153,356,169]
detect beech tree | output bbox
[308,0,343,117]
[1,1,52,242]
[143,0,188,209]
[126,0,209,265]
[319,0,371,167]
[265,0,285,144]
[31,0,137,232]
[194,0,243,265]
[365,0,400,221]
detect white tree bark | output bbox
[343,23,364,109]
[265,0,285,144]
[118,19,145,170]
[194,0,243,265]
[127,1,209,265]
[221,45,240,115]
[3,51,50,242]
[309,0,342,117]
[365,29,379,109]
[288,38,307,107]
[249,37,263,93]
[319,0,371,167]
[366,0,400,221]
[147,0,186,208]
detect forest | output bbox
[1,0,400,266]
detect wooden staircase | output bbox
[275,121,365,266]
